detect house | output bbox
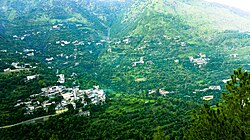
[222,79,231,83]
[209,86,221,90]
[57,74,65,83]
[181,42,186,47]
[72,40,79,44]
[61,40,71,45]
[4,68,11,72]
[30,94,39,98]
[27,52,34,56]
[199,53,206,58]
[115,41,121,45]
[93,85,100,90]
[230,54,238,58]
[174,59,179,63]
[148,89,156,95]
[44,102,52,107]
[61,100,68,107]
[27,75,39,81]
[188,56,194,62]
[11,62,21,69]
[61,92,74,101]
[46,57,54,61]
[23,49,34,53]
[0,50,7,52]
[202,95,214,101]
[96,43,102,46]
[52,25,59,29]
[71,102,76,109]
[159,89,170,95]
[48,86,63,93]
[132,57,144,66]
[76,24,82,27]
[27,105,35,111]
[135,78,147,82]
[123,38,129,44]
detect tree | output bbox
[186,67,250,139]
[222,67,250,139]
[153,126,165,140]
[49,134,59,140]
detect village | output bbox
[14,85,105,116]
[3,21,245,113]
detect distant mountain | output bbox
[208,2,250,17]
[111,0,250,37]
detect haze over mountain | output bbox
[205,0,250,13]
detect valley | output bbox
[0,0,250,139]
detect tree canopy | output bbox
[186,67,250,139]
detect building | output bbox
[46,57,54,61]
[159,89,170,95]
[209,86,221,90]
[57,74,65,83]
[202,95,214,101]
[27,75,39,81]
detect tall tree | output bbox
[185,67,250,139]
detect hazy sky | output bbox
[205,0,250,12]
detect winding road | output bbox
[0,114,58,129]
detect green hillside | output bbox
[113,0,250,37]
[0,0,250,139]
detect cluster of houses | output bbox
[3,62,36,72]
[193,85,221,101]
[55,39,106,48]
[189,53,210,68]
[148,89,173,95]
[14,85,106,115]
[195,85,221,93]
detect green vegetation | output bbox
[0,51,57,126]
[186,67,250,139]
[0,92,196,139]
[0,0,250,139]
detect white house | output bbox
[46,57,54,61]
[57,74,65,84]
[27,75,39,81]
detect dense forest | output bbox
[0,68,249,139]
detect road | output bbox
[0,114,58,129]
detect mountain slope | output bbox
[97,0,250,98]
[1,0,250,139]
[1,0,250,97]
[111,0,250,37]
